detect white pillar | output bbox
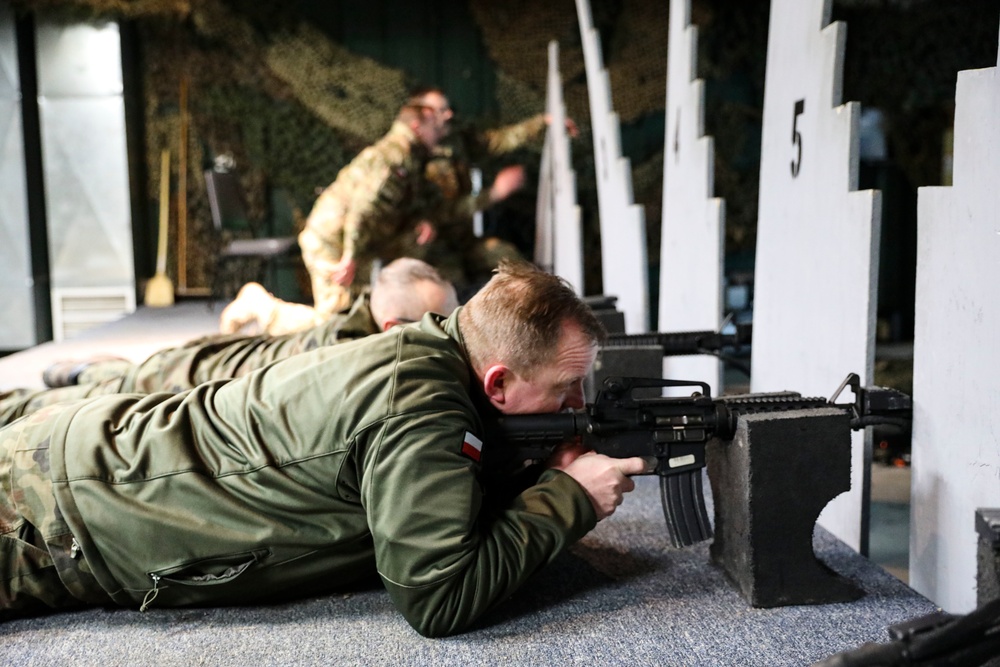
[535,41,584,295]
[575,0,649,332]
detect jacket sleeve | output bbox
[479,114,547,155]
[361,409,597,637]
[341,158,415,258]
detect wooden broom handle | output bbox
[157,149,170,275]
[177,77,188,286]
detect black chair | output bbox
[204,169,299,301]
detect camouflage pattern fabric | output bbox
[77,358,136,385]
[1,404,112,618]
[298,121,438,318]
[0,298,381,430]
[123,296,378,392]
[416,115,544,288]
[0,383,124,428]
[478,114,547,155]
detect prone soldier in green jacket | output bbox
[0,260,646,636]
[0,258,458,426]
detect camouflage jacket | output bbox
[298,122,491,284]
[425,113,548,217]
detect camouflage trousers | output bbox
[0,404,112,619]
[0,335,251,428]
[76,358,135,385]
[300,247,354,328]
[0,380,124,429]
[112,334,246,393]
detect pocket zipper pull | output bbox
[139,574,161,612]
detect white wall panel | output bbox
[575,0,649,332]
[659,0,725,395]
[39,96,134,287]
[751,0,880,551]
[0,1,38,349]
[36,15,134,332]
[910,22,1000,613]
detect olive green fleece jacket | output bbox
[43,309,597,636]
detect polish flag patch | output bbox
[461,431,483,462]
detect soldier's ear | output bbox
[482,365,509,407]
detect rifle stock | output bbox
[493,374,911,548]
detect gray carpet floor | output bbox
[1,475,938,667]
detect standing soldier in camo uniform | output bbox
[286,87,524,334]
[1,259,458,426]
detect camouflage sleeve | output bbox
[301,126,422,264]
[479,114,547,155]
[299,188,343,269]
[447,190,493,220]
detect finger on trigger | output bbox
[622,457,654,475]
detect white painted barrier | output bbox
[575,0,649,332]
[659,0,725,395]
[535,41,584,295]
[910,21,1000,613]
[751,0,881,552]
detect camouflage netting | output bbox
[468,0,583,103]
[264,24,407,145]
[604,0,669,125]
[12,0,189,19]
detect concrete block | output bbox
[707,408,864,607]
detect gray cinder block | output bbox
[707,408,864,607]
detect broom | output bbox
[145,149,175,307]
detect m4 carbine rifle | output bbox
[604,323,752,356]
[603,324,753,376]
[493,373,911,548]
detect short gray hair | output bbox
[370,258,458,324]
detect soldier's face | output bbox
[501,320,596,414]
[416,92,453,148]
